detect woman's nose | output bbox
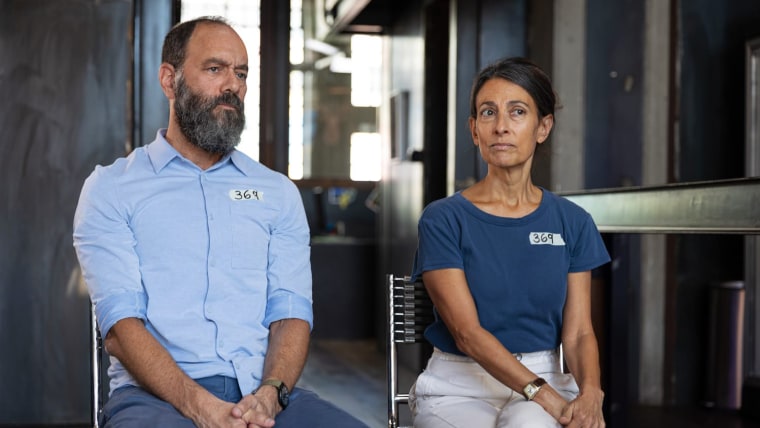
[494,113,509,133]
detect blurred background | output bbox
[1,0,760,426]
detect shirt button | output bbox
[219,340,225,348]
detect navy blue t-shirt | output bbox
[411,189,610,355]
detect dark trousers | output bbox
[102,376,368,427]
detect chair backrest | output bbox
[90,303,106,428]
[386,274,434,428]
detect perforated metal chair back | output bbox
[90,303,106,428]
[386,274,434,428]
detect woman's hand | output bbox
[558,388,605,428]
[532,384,570,421]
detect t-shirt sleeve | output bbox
[411,201,464,280]
[568,211,611,273]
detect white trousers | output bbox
[409,348,579,428]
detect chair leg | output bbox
[387,274,399,428]
[90,304,102,428]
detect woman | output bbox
[408,57,610,428]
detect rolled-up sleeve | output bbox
[263,175,313,329]
[73,165,147,337]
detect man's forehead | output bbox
[186,22,248,62]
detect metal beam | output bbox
[561,177,760,234]
[259,0,290,174]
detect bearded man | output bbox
[73,16,366,428]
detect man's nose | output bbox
[222,70,244,94]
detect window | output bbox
[290,1,382,181]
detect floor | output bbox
[300,339,760,428]
[299,338,411,428]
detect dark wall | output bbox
[452,0,528,188]
[584,0,645,423]
[377,0,426,371]
[673,0,760,406]
[0,0,132,424]
[585,0,644,190]
[679,0,758,183]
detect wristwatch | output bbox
[256,378,290,409]
[522,377,547,400]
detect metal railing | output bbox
[561,177,760,235]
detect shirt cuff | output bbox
[263,292,313,330]
[94,291,147,338]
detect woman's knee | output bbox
[412,395,499,428]
[497,401,560,428]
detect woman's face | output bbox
[469,77,553,170]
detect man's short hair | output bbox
[161,16,231,70]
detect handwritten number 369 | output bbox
[233,190,259,200]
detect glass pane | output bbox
[350,132,381,181]
[291,1,382,180]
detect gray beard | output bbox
[173,77,245,156]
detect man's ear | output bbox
[158,63,177,99]
[536,114,554,144]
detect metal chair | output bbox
[386,274,434,428]
[90,303,107,428]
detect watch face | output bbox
[524,384,539,399]
[260,379,290,409]
[523,378,546,400]
[279,383,290,408]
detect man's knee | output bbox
[275,388,368,428]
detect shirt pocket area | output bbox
[230,203,276,270]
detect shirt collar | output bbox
[146,129,180,173]
[228,150,258,177]
[146,129,255,176]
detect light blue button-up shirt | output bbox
[73,130,312,395]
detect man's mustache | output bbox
[213,92,243,113]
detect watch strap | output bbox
[522,377,547,400]
[256,378,290,409]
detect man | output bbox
[74,16,366,427]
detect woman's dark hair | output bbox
[469,57,557,121]
[161,16,231,69]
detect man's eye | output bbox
[237,72,248,80]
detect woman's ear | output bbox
[158,63,177,100]
[536,114,554,144]
[469,116,479,145]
